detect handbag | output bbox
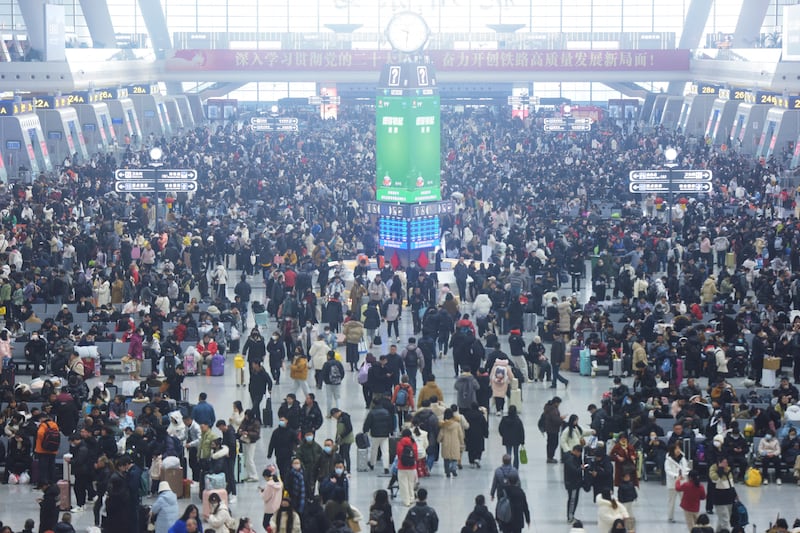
[373,335,382,346]
[519,446,528,465]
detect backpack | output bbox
[41,422,61,452]
[163,352,177,377]
[494,366,507,384]
[358,362,371,385]
[369,508,390,533]
[400,442,415,467]
[395,387,409,407]
[328,363,343,385]
[404,348,418,368]
[660,358,672,375]
[495,494,513,524]
[406,506,433,533]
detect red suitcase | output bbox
[57,479,71,511]
[82,357,95,380]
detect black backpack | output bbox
[404,348,418,368]
[400,442,416,467]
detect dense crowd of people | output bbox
[0,102,800,533]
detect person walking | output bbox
[499,473,531,533]
[249,360,272,424]
[665,442,691,523]
[564,444,585,524]
[708,457,736,532]
[321,350,345,413]
[238,409,261,482]
[437,408,465,478]
[392,375,416,427]
[401,338,424,392]
[490,358,512,416]
[289,351,310,400]
[550,333,569,388]
[498,405,525,469]
[676,470,706,531]
[342,314,364,372]
[363,399,395,474]
[396,428,419,507]
[462,403,489,468]
[543,397,565,464]
[490,454,519,502]
[403,488,439,533]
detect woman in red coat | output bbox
[610,433,639,487]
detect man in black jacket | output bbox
[267,416,298,480]
[248,360,272,424]
[68,433,92,512]
[215,420,238,501]
[563,445,585,524]
[362,400,395,474]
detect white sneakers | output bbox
[70,506,84,513]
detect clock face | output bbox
[386,11,430,53]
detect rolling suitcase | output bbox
[57,479,71,511]
[82,357,96,380]
[263,397,273,428]
[181,478,192,500]
[570,345,581,373]
[202,489,228,517]
[388,436,400,464]
[163,467,183,498]
[579,348,592,376]
[356,448,370,472]
[725,252,735,270]
[210,353,225,376]
[183,352,197,375]
[612,358,623,378]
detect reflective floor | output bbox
[2,270,798,533]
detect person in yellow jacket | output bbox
[289,349,310,400]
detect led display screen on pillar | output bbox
[376,95,441,203]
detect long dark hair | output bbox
[275,499,295,532]
[688,469,701,487]
[180,504,201,522]
[566,414,581,438]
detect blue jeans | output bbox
[444,459,457,475]
[506,444,520,469]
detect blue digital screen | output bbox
[409,216,440,250]
[379,216,408,248]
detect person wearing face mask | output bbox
[285,459,307,515]
[317,438,342,486]
[242,327,266,366]
[268,417,299,480]
[295,431,323,497]
[25,329,48,373]
[266,330,286,385]
[757,430,783,485]
[319,459,349,504]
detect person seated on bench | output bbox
[722,422,749,481]
[758,430,783,484]
[196,333,219,373]
[66,351,85,379]
[780,427,800,485]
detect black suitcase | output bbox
[388,436,400,463]
[263,397,273,428]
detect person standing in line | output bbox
[498,405,525,470]
[550,333,569,388]
[501,473,531,533]
[564,444,585,524]
[544,397,565,464]
[675,470,706,531]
